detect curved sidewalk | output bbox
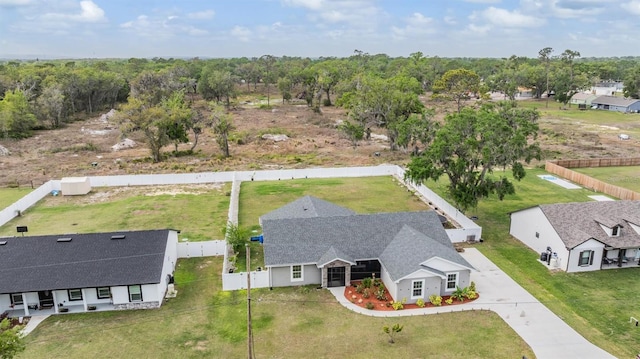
[328,248,615,359]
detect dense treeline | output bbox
[1,51,639,140]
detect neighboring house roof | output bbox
[570,93,596,101]
[537,201,640,249]
[262,197,473,281]
[592,96,640,107]
[0,229,173,294]
[260,195,355,221]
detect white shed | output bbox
[61,177,92,195]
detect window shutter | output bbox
[589,251,594,265]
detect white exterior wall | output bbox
[567,239,604,272]
[269,264,321,287]
[0,294,12,312]
[380,265,398,302]
[141,284,160,303]
[222,271,270,291]
[157,230,179,301]
[111,286,130,305]
[395,274,441,304]
[510,207,570,271]
[61,177,91,195]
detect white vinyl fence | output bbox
[1,165,482,291]
[177,240,226,258]
[223,270,270,291]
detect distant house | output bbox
[569,93,597,106]
[591,96,640,113]
[261,196,474,304]
[591,81,623,96]
[509,201,640,273]
[0,229,178,317]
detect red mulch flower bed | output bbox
[343,282,479,311]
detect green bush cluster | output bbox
[429,294,442,306]
[416,298,426,308]
[391,298,406,310]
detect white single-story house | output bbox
[509,201,640,273]
[569,92,598,106]
[261,196,475,304]
[591,96,640,113]
[0,229,178,317]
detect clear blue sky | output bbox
[1,0,639,59]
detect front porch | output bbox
[602,248,640,270]
[4,302,116,318]
[602,257,640,269]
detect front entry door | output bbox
[38,290,54,308]
[327,267,345,287]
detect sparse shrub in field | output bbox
[429,294,442,306]
[416,298,426,308]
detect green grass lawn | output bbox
[0,185,230,241]
[0,187,32,209]
[19,257,535,359]
[425,167,640,358]
[236,176,429,271]
[572,166,640,193]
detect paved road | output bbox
[329,248,616,359]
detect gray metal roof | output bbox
[592,95,640,107]
[539,201,640,249]
[0,230,173,294]
[260,195,355,221]
[262,199,473,281]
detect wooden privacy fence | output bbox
[552,158,640,168]
[545,160,640,200]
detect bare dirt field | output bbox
[1,97,639,187]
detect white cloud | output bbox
[120,14,208,38]
[230,25,252,42]
[40,1,106,23]
[391,12,435,39]
[474,7,543,28]
[444,16,457,25]
[621,0,640,15]
[187,10,215,20]
[281,0,383,29]
[521,0,617,19]
[464,0,501,3]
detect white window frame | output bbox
[68,288,83,301]
[291,265,303,282]
[579,250,593,266]
[10,293,23,305]
[128,285,143,302]
[612,226,620,237]
[96,287,111,299]
[446,273,458,291]
[411,279,424,299]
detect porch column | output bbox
[23,292,29,316]
[81,289,88,312]
[618,250,623,267]
[52,291,59,314]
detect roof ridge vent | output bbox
[57,237,72,242]
[0,241,7,245]
[111,234,126,240]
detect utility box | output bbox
[61,177,92,196]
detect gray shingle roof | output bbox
[0,230,172,294]
[260,195,355,222]
[592,95,640,107]
[262,198,473,281]
[539,201,640,249]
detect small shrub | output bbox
[429,294,442,306]
[375,287,387,301]
[391,298,406,310]
[466,290,477,300]
[416,298,425,308]
[355,283,365,294]
[365,302,375,310]
[445,298,453,305]
[362,277,373,288]
[373,278,383,287]
[469,281,476,292]
[362,288,371,299]
[451,286,467,302]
